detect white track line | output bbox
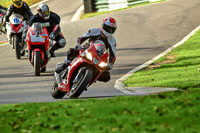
[114,25,200,94]
[71,5,84,22]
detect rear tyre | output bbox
[34,51,41,76]
[14,36,21,59]
[51,82,66,98]
[69,68,93,98]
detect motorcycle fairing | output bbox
[6,14,26,33]
[60,57,85,92]
[26,27,49,51]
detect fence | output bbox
[83,0,159,13]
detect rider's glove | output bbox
[75,44,82,50]
[49,32,55,40]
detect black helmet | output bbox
[37,4,50,20]
[102,17,117,37]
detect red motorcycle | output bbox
[51,40,109,98]
[26,23,50,76]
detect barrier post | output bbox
[83,0,96,13]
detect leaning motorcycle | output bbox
[26,23,51,76]
[6,13,27,59]
[51,40,109,98]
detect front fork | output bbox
[54,67,68,86]
[8,32,24,50]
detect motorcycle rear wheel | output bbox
[51,82,66,98]
[69,68,93,98]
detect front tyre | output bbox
[69,68,93,98]
[51,82,66,98]
[34,51,41,76]
[14,36,21,59]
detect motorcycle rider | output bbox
[4,0,32,21]
[3,0,33,45]
[54,17,117,86]
[28,4,66,57]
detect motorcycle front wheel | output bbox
[34,51,41,76]
[69,68,93,98]
[14,36,21,59]
[51,82,66,98]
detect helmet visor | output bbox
[103,24,116,34]
[41,10,49,18]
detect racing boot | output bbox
[54,61,69,87]
[50,50,56,57]
[6,32,12,48]
[49,43,61,57]
[54,71,62,87]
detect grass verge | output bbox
[124,30,200,89]
[0,91,200,133]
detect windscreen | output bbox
[32,23,42,35]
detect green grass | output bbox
[124,30,200,89]
[0,91,200,133]
[81,0,166,19]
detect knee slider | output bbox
[55,62,65,73]
[58,38,66,48]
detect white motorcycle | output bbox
[6,14,27,59]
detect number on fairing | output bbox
[13,18,20,24]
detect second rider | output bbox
[28,4,66,57]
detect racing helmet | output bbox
[37,4,50,20]
[12,0,23,8]
[101,17,117,37]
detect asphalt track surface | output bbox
[0,0,200,104]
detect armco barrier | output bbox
[95,0,128,12]
[83,0,159,13]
